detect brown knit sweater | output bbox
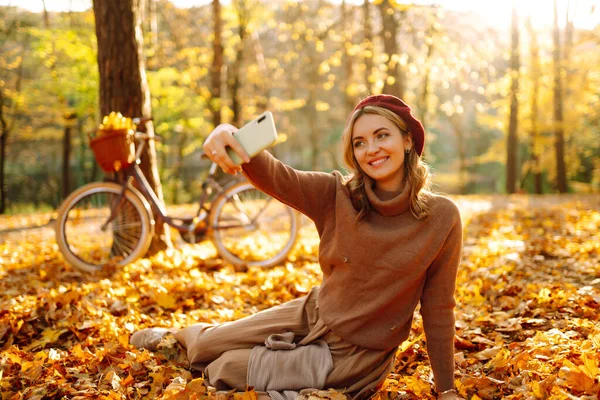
[242,151,462,392]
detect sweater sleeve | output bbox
[419,203,462,392]
[241,150,337,226]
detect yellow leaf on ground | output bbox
[104,370,121,391]
[186,377,206,393]
[398,334,423,353]
[531,380,545,399]
[165,376,188,393]
[485,347,510,370]
[20,360,43,382]
[156,292,178,310]
[403,375,431,395]
[581,351,600,380]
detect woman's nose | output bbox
[366,142,380,155]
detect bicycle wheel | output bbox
[55,182,153,272]
[209,181,299,268]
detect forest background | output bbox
[1,1,600,399]
[0,0,599,214]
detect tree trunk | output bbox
[449,115,467,194]
[341,0,355,112]
[252,32,269,112]
[418,14,437,139]
[526,16,543,194]
[0,92,7,214]
[150,0,158,56]
[506,4,520,194]
[172,133,187,205]
[62,111,77,200]
[211,0,223,127]
[41,0,50,28]
[377,0,403,98]
[552,0,568,193]
[76,115,89,186]
[143,0,159,70]
[564,1,574,97]
[93,0,171,253]
[42,0,75,199]
[229,0,249,127]
[363,0,374,94]
[306,51,320,170]
[0,41,25,214]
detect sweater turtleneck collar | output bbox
[364,176,410,216]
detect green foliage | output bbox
[1,0,599,213]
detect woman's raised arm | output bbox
[203,124,337,224]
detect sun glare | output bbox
[0,0,596,29]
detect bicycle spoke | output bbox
[251,197,275,222]
[111,220,143,230]
[114,235,134,255]
[112,235,129,258]
[114,230,140,249]
[228,194,253,223]
[57,184,150,271]
[212,184,297,266]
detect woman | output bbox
[131,94,464,399]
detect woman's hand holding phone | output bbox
[203,124,251,175]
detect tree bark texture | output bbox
[62,115,74,200]
[92,0,171,253]
[377,0,404,98]
[0,43,25,214]
[229,0,249,127]
[552,0,568,193]
[449,115,467,194]
[526,16,543,194]
[341,0,355,112]
[506,4,520,194]
[417,13,437,141]
[306,51,320,171]
[211,0,223,127]
[252,32,269,112]
[363,0,374,94]
[0,91,7,214]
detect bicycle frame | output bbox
[103,137,225,235]
[56,127,300,271]
[102,135,275,237]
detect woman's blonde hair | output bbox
[341,105,433,220]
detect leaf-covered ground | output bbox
[1,195,599,399]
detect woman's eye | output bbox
[377,133,389,140]
[353,141,364,148]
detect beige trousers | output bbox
[173,287,396,399]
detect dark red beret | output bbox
[352,94,425,156]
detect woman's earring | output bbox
[405,148,411,154]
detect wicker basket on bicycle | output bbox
[90,112,136,172]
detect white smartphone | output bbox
[226,111,278,165]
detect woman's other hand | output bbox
[202,124,251,175]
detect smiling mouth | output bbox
[369,157,389,167]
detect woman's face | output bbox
[351,113,411,192]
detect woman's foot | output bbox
[130,328,173,350]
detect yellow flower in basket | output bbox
[90,112,137,172]
[98,111,136,136]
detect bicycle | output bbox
[55,119,300,272]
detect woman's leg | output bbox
[174,288,319,370]
[202,348,251,390]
